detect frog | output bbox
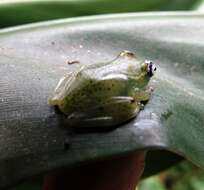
[49,51,156,128]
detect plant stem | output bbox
[43,151,145,190]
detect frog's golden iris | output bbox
[49,51,156,128]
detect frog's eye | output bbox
[145,60,156,77]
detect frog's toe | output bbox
[139,103,145,110]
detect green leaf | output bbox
[0,12,204,188]
[139,177,166,190]
[0,0,200,28]
[139,160,204,190]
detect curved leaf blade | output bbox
[0,12,204,188]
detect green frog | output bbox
[49,51,156,128]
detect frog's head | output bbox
[141,60,156,77]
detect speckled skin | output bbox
[49,51,154,127]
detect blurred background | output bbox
[1,0,204,190]
[139,161,204,190]
[0,0,204,29]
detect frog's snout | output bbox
[145,60,156,77]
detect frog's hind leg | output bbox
[66,96,141,128]
[65,111,115,128]
[94,96,141,125]
[110,96,142,125]
[82,116,116,128]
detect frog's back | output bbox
[85,54,141,81]
[58,54,139,112]
[59,71,129,114]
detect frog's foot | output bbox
[67,113,116,128]
[142,90,151,101]
[139,102,145,110]
[133,89,151,102]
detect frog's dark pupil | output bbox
[148,63,153,77]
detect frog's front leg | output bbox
[133,87,152,102]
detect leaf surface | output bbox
[0,12,204,188]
